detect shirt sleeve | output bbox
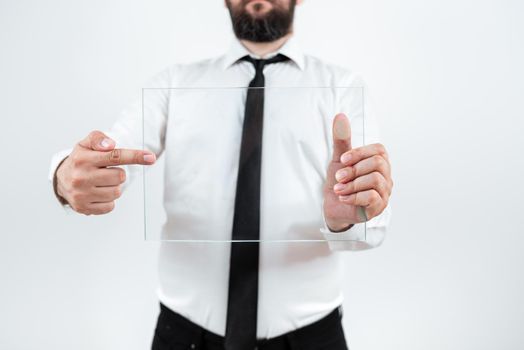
[320,72,392,251]
[48,67,172,204]
[48,148,73,183]
[320,201,391,251]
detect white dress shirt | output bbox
[49,36,391,339]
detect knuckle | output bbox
[375,143,386,154]
[385,179,393,193]
[71,192,84,204]
[100,202,115,214]
[371,190,381,202]
[353,191,361,204]
[373,155,385,168]
[348,166,357,180]
[108,149,121,164]
[73,203,87,214]
[70,153,85,167]
[74,207,84,214]
[373,174,385,189]
[372,172,382,186]
[377,180,387,194]
[134,152,141,164]
[375,201,387,215]
[70,174,85,188]
[367,208,378,220]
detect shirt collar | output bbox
[221,35,305,71]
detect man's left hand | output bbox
[323,113,393,232]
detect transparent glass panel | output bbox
[142,86,368,242]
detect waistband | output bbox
[158,303,343,348]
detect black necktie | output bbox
[225,54,290,350]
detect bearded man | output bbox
[49,1,393,349]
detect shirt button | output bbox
[190,344,196,349]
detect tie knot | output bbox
[240,53,290,73]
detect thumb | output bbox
[331,113,352,162]
[79,130,116,151]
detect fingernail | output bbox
[340,152,352,164]
[100,138,113,148]
[335,169,348,182]
[333,183,345,192]
[143,154,155,163]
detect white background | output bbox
[1,0,524,349]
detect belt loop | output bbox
[194,326,203,350]
[285,332,300,350]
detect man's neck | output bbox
[240,33,292,58]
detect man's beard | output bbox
[227,0,296,43]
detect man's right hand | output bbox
[55,130,156,215]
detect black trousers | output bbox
[152,303,348,350]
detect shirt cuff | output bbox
[48,149,72,182]
[48,148,72,207]
[320,200,391,251]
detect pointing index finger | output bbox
[95,149,156,167]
